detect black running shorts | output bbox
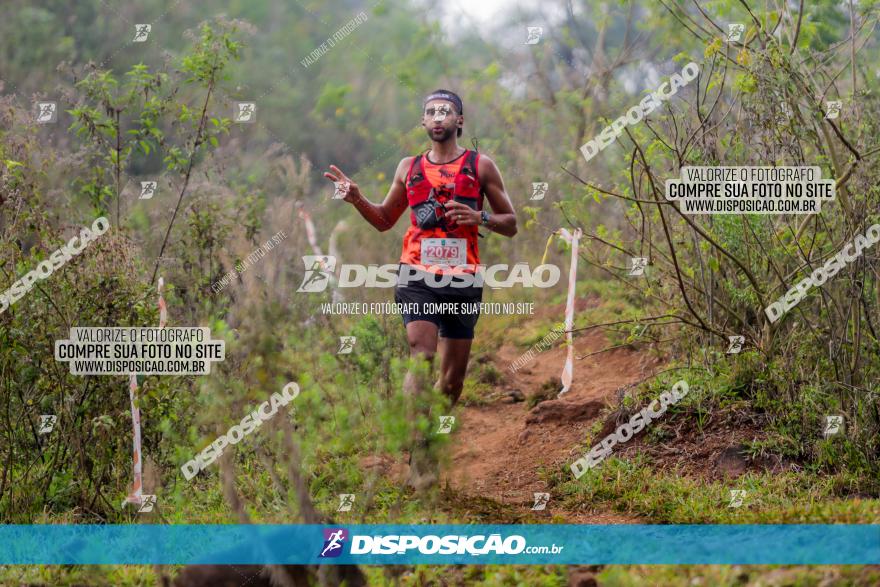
[393,264,483,339]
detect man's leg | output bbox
[436,337,473,405]
[403,320,440,490]
[403,320,439,395]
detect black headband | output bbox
[423,92,463,114]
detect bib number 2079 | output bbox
[420,238,466,266]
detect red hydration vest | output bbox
[400,149,483,272]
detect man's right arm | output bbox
[325,159,410,233]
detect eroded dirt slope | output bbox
[446,328,663,522]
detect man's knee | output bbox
[409,341,435,362]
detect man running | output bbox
[323,89,516,488]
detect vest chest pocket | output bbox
[453,195,479,211]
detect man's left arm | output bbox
[443,155,517,236]
[477,155,517,237]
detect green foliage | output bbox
[1,8,878,587]
[559,456,879,524]
[0,18,249,522]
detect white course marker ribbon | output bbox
[122,373,144,508]
[298,207,343,299]
[327,220,348,304]
[328,220,348,262]
[123,277,167,508]
[550,228,581,396]
[297,207,324,257]
[158,277,167,328]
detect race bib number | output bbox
[420,238,466,266]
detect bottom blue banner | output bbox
[0,524,877,565]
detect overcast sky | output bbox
[436,0,567,42]
[445,0,510,22]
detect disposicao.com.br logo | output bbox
[317,528,563,558]
[319,528,349,558]
[297,256,561,291]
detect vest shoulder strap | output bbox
[461,149,478,179]
[406,154,424,187]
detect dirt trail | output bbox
[444,327,663,523]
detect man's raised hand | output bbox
[323,165,360,203]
